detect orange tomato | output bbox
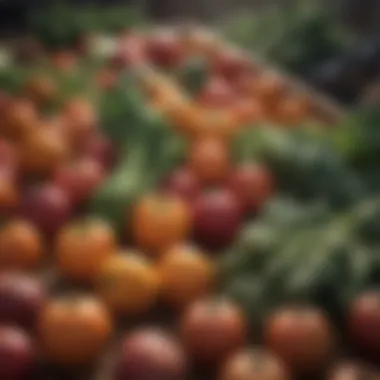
[132,194,191,254]
[38,295,113,366]
[96,253,160,316]
[188,138,230,184]
[158,244,215,309]
[232,98,266,125]
[273,96,310,126]
[56,218,117,283]
[24,75,56,106]
[254,72,287,107]
[0,220,44,271]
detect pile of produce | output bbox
[0,13,379,380]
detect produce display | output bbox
[0,12,380,380]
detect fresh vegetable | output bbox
[38,296,113,366]
[114,328,187,380]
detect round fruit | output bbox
[53,157,105,206]
[38,295,112,366]
[56,218,117,283]
[158,244,215,309]
[193,189,243,249]
[188,139,230,184]
[180,297,247,364]
[20,183,73,236]
[326,361,380,380]
[0,220,44,271]
[227,163,274,214]
[0,272,46,329]
[161,167,201,204]
[24,74,56,106]
[347,290,380,360]
[96,253,159,316]
[132,194,191,255]
[20,125,69,176]
[0,326,35,379]
[264,306,336,374]
[114,328,187,380]
[219,348,290,380]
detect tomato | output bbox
[273,96,310,126]
[56,218,117,283]
[161,167,201,204]
[1,99,38,141]
[197,76,237,108]
[158,244,215,309]
[0,170,19,217]
[0,273,47,329]
[20,125,69,176]
[23,74,56,106]
[232,98,266,125]
[264,306,336,374]
[227,163,274,214]
[132,194,191,255]
[254,73,287,107]
[38,295,113,366]
[180,297,247,364]
[0,139,18,172]
[347,290,380,360]
[53,157,106,206]
[188,139,230,185]
[193,189,243,249]
[0,326,35,380]
[219,348,290,380]
[115,328,187,380]
[96,253,160,316]
[0,220,44,271]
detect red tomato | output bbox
[227,163,274,214]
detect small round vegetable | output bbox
[193,189,243,249]
[24,74,56,106]
[0,219,44,271]
[227,163,274,214]
[264,306,336,374]
[20,125,69,176]
[0,326,35,379]
[56,218,117,283]
[161,167,201,204]
[20,183,73,236]
[188,139,230,185]
[219,348,290,380]
[347,290,380,360]
[326,361,380,380]
[180,297,247,364]
[114,328,187,380]
[0,272,46,329]
[158,244,215,309]
[96,253,159,316]
[53,157,105,206]
[38,295,112,366]
[132,194,191,255]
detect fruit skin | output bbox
[158,244,215,309]
[347,290,380,360]
[193,189,243,249]
[0,325,35,380]
[0,273,46,329]
[180,297,247,365]
[264,306,336,375]
[227,163,274,214]
[38,295,113,366]
[19,183,73,236]
[219,348,290,380]
[96,253,160,316]
[132,194,191,255]
[0,220,44,271]
[56,218,117,283]
[114,328,187,380]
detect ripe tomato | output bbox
[0,219,44,271]
[347,290,380,361]
[56,218,117,283]
[264,306,336,375]
[188,139,230,185]
[254,73,287,107]
[180,297,247,365]
[227,163,274,214]
[232,98,266,125]
[96,253,159,316]
[38,296,113,366]
[132,193,191,255]
[219,348,290,380]
[158,244,215,309]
